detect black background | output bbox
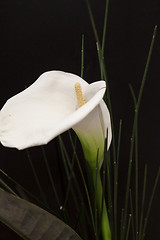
[0,0,160,239]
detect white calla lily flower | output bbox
[0,71,111,168]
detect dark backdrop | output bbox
[0,0,160,239]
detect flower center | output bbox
[75,82,86,108]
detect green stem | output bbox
[92,169,111,240]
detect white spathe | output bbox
[0,71,111,167]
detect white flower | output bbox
[0,71,111,168]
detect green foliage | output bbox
[0,1,160,240]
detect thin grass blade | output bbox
[41,146,61,207]
[81,34,84,78]
[26,149,49,207]
[139,165,147,240]
[142,167,160,240]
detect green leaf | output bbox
[0,188,82,240]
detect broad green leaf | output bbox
[0,188,82,240]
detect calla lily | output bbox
[0,71,111,168]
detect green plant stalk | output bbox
[92,169,111,240]
[114,119,122,240]
[26,149,49,207]
[85,0,116,170]
[102,0,109,55]
[58,135,83,224]
[126,214,132,240]
[129,189,136,240]
[0,178,18,196]
[0,169,55,214]
[59,133,96,235]
[142,167,160,240]
[105,150,113,233]
[122,25,157,240]
[136,25,157,109]
[129,84,138,240]
[41,146,60,207]
[81,34,84,78]
[139,165,147,240]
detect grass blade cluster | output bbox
[85,1,159,240]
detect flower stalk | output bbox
[92,168,111,240]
